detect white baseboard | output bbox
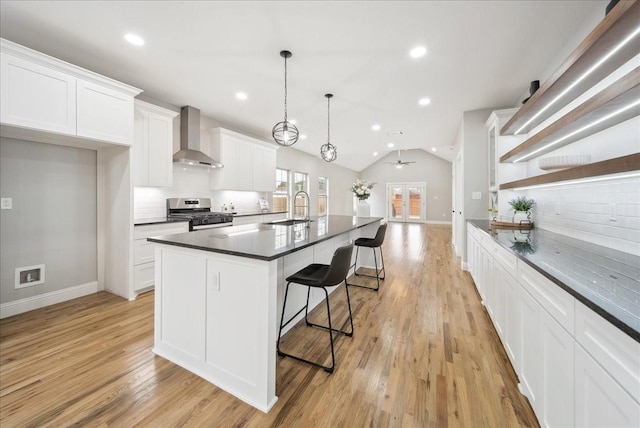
[426,220,452,225]
[0,281,98,319]
[462,262,469,271]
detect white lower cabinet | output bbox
[465,222,640,428]
[575,345,639,427]
[539,308,574,428]
[133,222,189,295]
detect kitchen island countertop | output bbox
[148,215,383,261]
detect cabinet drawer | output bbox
[518,261,575,334]
[134,239,155,265]
[575,301,640,401]
[494,243,517,277]
[134,222,189,239]
[263,213,287,223]
[134,262,155,291]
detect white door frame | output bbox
[386,182,426,223]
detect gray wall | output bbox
[462,108,495,220]
[359,149,452,222]
[1,138,97,304]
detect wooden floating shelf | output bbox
[500,67,640,163]
[500,153,640,190]
[501,0,640,136]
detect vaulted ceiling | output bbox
[0,1,604,171]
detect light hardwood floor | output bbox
[0,223,539,427]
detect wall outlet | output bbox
[1,198,12,209]
[472,192,482,200]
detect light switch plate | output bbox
[472,192,482,200]
[1,198,12,210]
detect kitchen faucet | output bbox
[293,190,311,227]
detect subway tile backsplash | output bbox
[524,177,640,256]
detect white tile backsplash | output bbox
[134,165,271,219]
[523,177,640,256]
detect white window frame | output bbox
[318,176,328,216]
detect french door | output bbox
[387,182,426,223]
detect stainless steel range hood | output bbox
[173,106,223,168]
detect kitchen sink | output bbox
[264,219,315,226]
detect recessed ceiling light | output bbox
[410,46,427,58]
[372,124,381,131]
[431,147,437,152]
[387,143,394,148]
[299,134,307,140]
[373,152,378,156]
[418,98,431,106]
[235,92,248,100]
[124,33,145,46]
[289,119,297,125]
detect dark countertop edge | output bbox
[233,211,288,218]
[148,217,383,262]
[134,218,190,226]
[467,219,639,343]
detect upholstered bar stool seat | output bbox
[277,244,355,373]
[348,223,387,291]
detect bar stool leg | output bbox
[378,247,386,279]
[323,287,335,373]
[353,246,360,276]
[277,282,292,356]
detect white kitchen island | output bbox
[148,215,382,412]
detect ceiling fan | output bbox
[384,150,416,169]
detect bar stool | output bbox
[348,223,387,291]
[277,244,354,373]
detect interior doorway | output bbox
[386,182,426,223]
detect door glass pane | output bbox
[391,187,403,219]
[408,186,422,220]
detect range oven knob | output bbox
[201,218,208,225]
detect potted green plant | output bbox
[508,196,535,224]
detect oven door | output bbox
[192,222,233,231]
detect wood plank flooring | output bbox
[0,223,539,427]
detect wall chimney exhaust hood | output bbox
[173,106,223,168]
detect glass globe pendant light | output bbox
[272,50,299,146]
[320,93,337,162]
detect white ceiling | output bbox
[0,1,604,171]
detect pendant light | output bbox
[320,93,337,162]
[272,50,299,146]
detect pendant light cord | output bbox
[284,56,288,122]
[327,95,331,144]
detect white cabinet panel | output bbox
[233,215,263,226]
[134,239,155,265]
[504,269,522,372]
[1,52,76,135]
[575,301,640,400]
[519,284,540,407]
[134,222,188,240]
[76,80,134,145]
[490,261,507,339]
[539,309,574,428]
[133,100,177,187]
[518,261,574,334]
[575,345,640,428]
[134,262,155,291]
[237,139,253,191]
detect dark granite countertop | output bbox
[134,217,189,226]
[148,215,382,261]
[233,211,288,217]
[468,220,639,342]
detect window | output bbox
[318,177,328,216]
[293,172,308,217]
[273,168,289,213]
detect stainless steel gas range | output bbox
[166,198,233,231]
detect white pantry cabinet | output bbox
[133,222,189,295]
[0,38,140,146]
[210,127,277,192]
[133,100,178,187]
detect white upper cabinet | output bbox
[1,53,77,135]
[210,127,277,192]
[77,80,134,145]
[0,39,140,145]
[133,100,178,187]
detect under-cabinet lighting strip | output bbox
[512,172,640,191]
[512,98,640,163]
[514,25,640,135]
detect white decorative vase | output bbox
[356,200,371,217]
[512,210,531,225]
